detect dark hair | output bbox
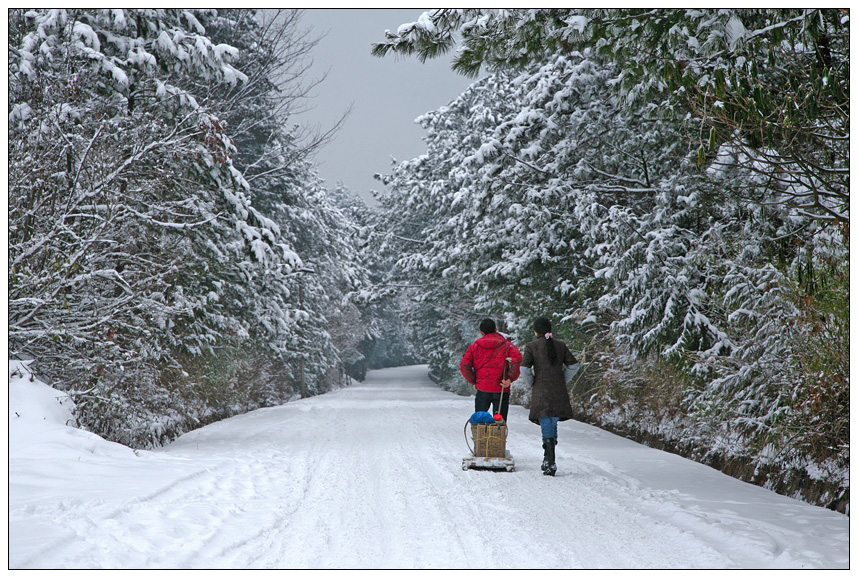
[534,316,558,365]
[479,318,496,334]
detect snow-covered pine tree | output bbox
[9,9,305,446]
[200,10,399,395]
[374,9,849,225]
[189,9,342,402]
[323,184,417,377]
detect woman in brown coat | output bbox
[520,317,579,476]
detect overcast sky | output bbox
[292,9,477,205]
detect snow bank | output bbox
[9,360,137,460]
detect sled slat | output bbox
[462,451,515,472]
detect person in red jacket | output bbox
[460,318,522,422]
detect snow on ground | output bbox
[8,361,850,569]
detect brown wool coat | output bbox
[521,336,577,424]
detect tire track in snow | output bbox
[170,421,330,568]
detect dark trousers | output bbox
[475,390,510,422]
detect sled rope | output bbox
[464,420,474,456]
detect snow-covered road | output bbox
[9,364,849,569]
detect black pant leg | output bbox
[474,390,492,413]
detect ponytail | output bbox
[533,316,558,365]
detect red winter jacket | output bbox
[460,332,522,393]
